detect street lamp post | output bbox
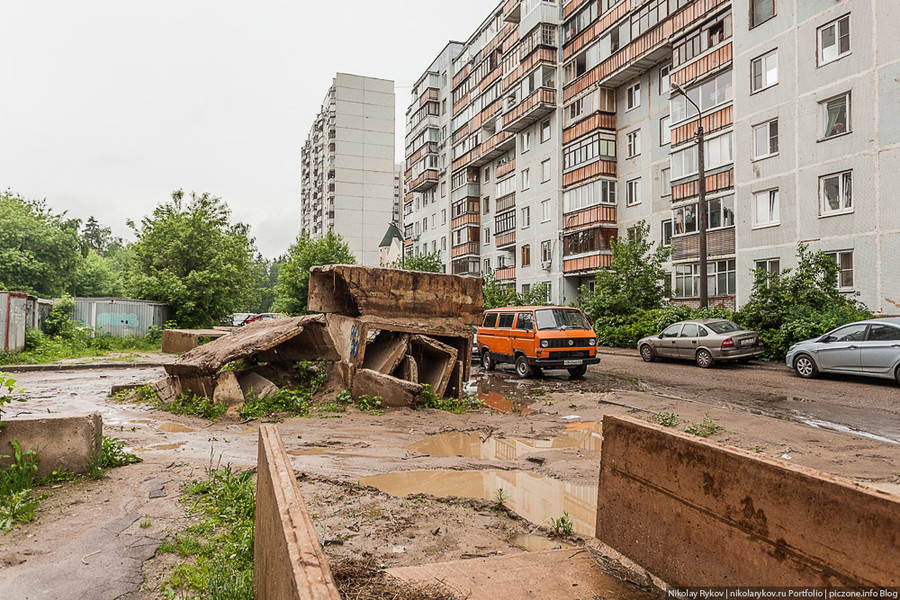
[672,82,708,309]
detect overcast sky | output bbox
[1,1,492,258]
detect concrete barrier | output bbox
[255,425,341,600]
[596,415,900,587]
[161,328,231,354]
[0,413,102,477]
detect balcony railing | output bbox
[501,87,557,133]
[495,192,516,213]
[563,204,617,231]
[495,231,516,249]
[563,252,612,274]
[409,169,439,193]
[452,242,481,259]
[496,159,516,179]
[496,266,517,281]
[671,227,735,261]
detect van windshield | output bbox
[534,309,592,331]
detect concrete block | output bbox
[393,355,418,383]
[352,369,423,408]
[255,425,341,600]
[213,371,244,406]
[361,331,409,374]
[151,377,182,405]
[180,376,215,399]
[161,329,230,354]
[239,373,279,400]
[325,314,364,367]
[446,360,464,400]
[0,413,102,477]
[409,335,458,398]
[597,415,900,587]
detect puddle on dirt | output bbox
[360,469,597,536]
[466,370,628,414]
[406,423,602,460]
[134,442,185,452]
[511,534,572,552]
[157,423,196,433]
[287,448,330,456]
[129,419,153,424]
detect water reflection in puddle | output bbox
[287,448,330,456]
[134,442,185,451]
[406,423,602,460]
[157,423,196,433]
[466,370,625,414]
[360,470,597,536]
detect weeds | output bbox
[652,412,680,428]
[158,393,228,420]
[415,384,483,414]
[237,360,329,420]
[355,395,384,415]
[0,373,26,429]
[491,487,509,510]
[684,414,722,438]
[0,327,161,366]
[547,512,574,537]
[0,441,39,530]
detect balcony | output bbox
[405,140,439,166]
[496,158,516,179]
[452,242,481,259]
[452,258,481,276]
[495,231,516,250]
[495,192,516,213]
[501,87,557,133]
[470,131,516,168]
[502,0,521,23]
[452,212,481,229]
[563,252,612,274]
[496,266,517,281]
[671,227,735,261]
[563,204,617,231]
[409,169,439,193]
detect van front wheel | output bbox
[515,355,533,378]
[568,365,587,378]
[481,351,495,371]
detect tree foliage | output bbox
[71,251,125,297]
[482,273,552,310]
[576,221,670,321]
[274,232,356,315]
[392,251,443,273]
[249,254,282,313]
[125,190,256,328]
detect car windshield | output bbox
[706,320,741,334]
[534,309,592,331]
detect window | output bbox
[661,219,673,247]
[751,0,775,27]
[441,182,446,197]
[670,70,733,123]
[521,131,532,153]
[821,94,850,138]
[660,116,671,146]
[563,131,616,171]
[484,258,491,274]
[541,199,551,222]
[563,179,616,212]
[751,51,778,92]
[495,210,516,234]
[753,119,779,158]
[484,166,491,182]
[661,167,671,196]
[755,259,780,285]
[496,176,515,197]
[819,15,850,65]
[484,227,491,245]
[869,324,900,341]
[441,236,447,251]
[541,120,551,143]
[707,195,735,229]
[675,264,699,298]
[659,64,670,94]
[521,168,531,190]
[673,203,697,235]
[754,189,779,226]
[521,244,531,266]
[626,81,641,110]
[710,259,736,296]
[483,197,490,214]
[541,240,552,263]
[521,206,531,228]
[431,240,437,253]
[825,250,854,289]
[540,159,551,183]
[441,209,446,225]
[820,171,852,215]
[626,179,641,206]
[626,130,641,157]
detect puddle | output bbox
[360,469,597,536]
[129,419,152,424]
[287,448,330,456]
[134,442,185,452]
[406,423,602,460]
[157,423,196,433]
[511,534,572,552]
[466,370,627,414]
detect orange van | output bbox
[476,306,599,378]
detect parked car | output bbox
[785,317,900,385]
[476,306,599,378]
[637,319,763,368]
[240,313,286,326]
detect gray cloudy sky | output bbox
[1,1,491,258]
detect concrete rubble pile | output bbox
[152,265,483,408]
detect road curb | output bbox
[1,362,168,373]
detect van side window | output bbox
[498,313,515,328]
[516,313,534,330]
[483,313,498,327]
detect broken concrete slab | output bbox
[409,335,458,398]
[151,377,182,406]
[165,315,339,378]
[394,355,418,383]
[0,413,102,477]
[239,372,279,400]
[352,369,423,408]
[161,328,231,354]
[212,371,244,406]
[308,265,483,325]
[325,314,364,366]
[361,331,409,375]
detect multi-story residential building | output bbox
[402,0,897,313]
[301,73,395,266]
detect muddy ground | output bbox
[1,351,898,599]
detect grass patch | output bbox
[237,360,329,420]
[89,436,142,479]
[158,465,255,599]
[0,441,40,530]
[684,414,723,438]
[158,393,228,420]
[0,328,161,366]
[652,412,680,428]
[415,384,483,414]
[547,511,575,537]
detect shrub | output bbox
[591,306,732,349]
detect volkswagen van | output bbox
[476,306,599,378]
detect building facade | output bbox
[401,0,898,313]
[301,73,395,266]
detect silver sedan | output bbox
[785,317,900,385]
[637,319,764,368]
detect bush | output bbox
[591,306,733,348]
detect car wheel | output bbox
[793,354,819,379]
[568,365,587,378]
[481,350,495,371]
[639,345,656,363]
[894,365,899,386]
[515,355,533,378]
[695,348,714,368]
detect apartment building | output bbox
[300,73,395,266]
[402,0,897,312]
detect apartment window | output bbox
[495,210,516,234]
[753,119,779,158]
[541,120,551,143]
[521,131,532,153]
[484,227,491,245]
[659,64,670,94]
[819,15,850,65]
[441,209,446,225]
[626,130,641,158]
[541,159,551,183]
[483,258,491,274]
[661,167,671,196]
[521,244,531,267]
[422,217,428,232]
[707,195,735,229]
[442,99,447,115]
[675,264,699,298]
[541,240,552,263]
[825,251,854,289]
[661,219,673,247]
[431,214,435,229]
[483,197,490,214]
[751,51,778,92]
[821,94,850,138]
[626,81,641,110]
[522,168,531,190]
[755,259,780,282]
[484,166,491,182]
[710,259,737,296]
[754,189,779,226]
[626,179,641,206]
[660,115,671,146]
[541,199,551,222]
[673,203,697,235]
[521,206,531,228]
[751,0,775,27]
[441,236,447,251]
[820,171,852,215]
[431,240,437,253]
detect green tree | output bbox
[80,216,123,256]
[125,190,256,328]
[71,251,125,297]
[393,251,443,273]
[249,254,282,313]
[0,192,83,296]
[481,273,552,310]
[576,221,670,321]
[273,232,356,315]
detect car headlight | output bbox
[589,338,597,346]
[541,340,549,348]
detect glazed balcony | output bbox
[409,169,439,193]
[495,192,516,213]
[451,242,481,259]
[405,140,440,166]
[671,227,735,261]
[495,231,517,250]
[501,87,557,133]
[563,204,617,231]
[496,158,516,179]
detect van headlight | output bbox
[541,340,549,348]
[589,338,597,346]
